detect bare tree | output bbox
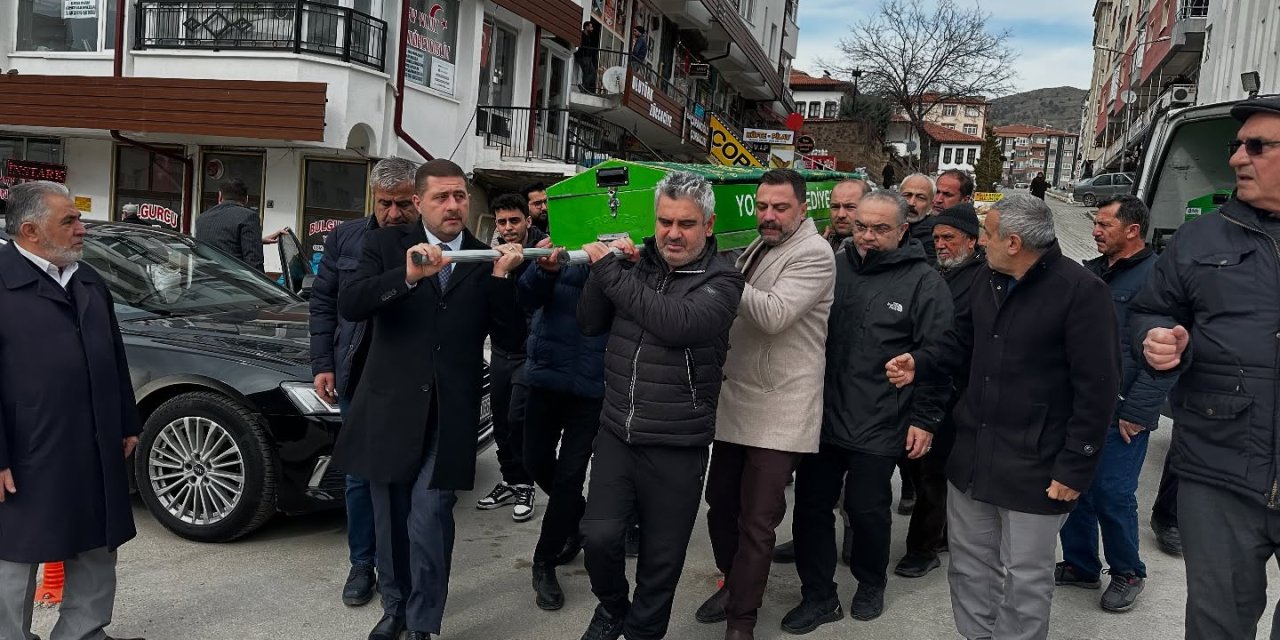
[823,0,1017,171]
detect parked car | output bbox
[0,222,494,542]
[1071,172,1136,207]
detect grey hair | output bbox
[858,190,910,226]
[5,181,70,236]
[370,157,420,192]
[991,193,1057,250]
[836,178,872,198]
[654,171,716,221]
[901,173,936,199]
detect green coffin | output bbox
[544,160,863,251]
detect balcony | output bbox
[134,1,387,72]
[475,106,664,168]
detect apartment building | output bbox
[994,125,1079,188]
[0,0,795,251]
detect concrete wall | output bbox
[1198,0,1280,105]
[802,119,889,173]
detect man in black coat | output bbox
[310,156,420,607]
[335,159,526,640]
[1029,172,1049,200]
[0,182,143,640]
[1130,96,1280,639]
[576,172,744,640]
[887,194,1120,640]
[194,177,265,271]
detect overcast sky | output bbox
[793,0,1097,96]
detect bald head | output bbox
[900,174,935,223]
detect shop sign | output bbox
[63,0,96,19]
[302,214,355,270]
[974,192,1004,203]
[74,196,92,212]
[624,73,683,138]
[404,0,459,96]
[709,116,763,168]
[684,109,710,152]
[137,203,181,230]
[6,159,68,183]
[743,129,795,145]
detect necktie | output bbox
[437,243,453,291]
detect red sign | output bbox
[5,159,68,183]
[785,113,805,133]
[136,203,181,230]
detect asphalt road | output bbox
[32,194,1275,639]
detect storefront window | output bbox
[17,0,117,52]
[199,152,265,213]
[0,135,65,185]
[301,158,369,271]
[115,145,187,230]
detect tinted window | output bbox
[1092,175,1113,186]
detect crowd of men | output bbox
[4,95,1280,640]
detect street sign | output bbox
[796,135,816,154]
[974,192,1004,203]
[743,128,795,145]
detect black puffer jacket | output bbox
[578,236,745,447]
[823,240,953,456]
[1130,199,1280,507]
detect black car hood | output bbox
[120,302,312,368]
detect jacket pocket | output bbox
[1178,390,1253,458]
[1181,390,1253,420]
[684,348,699,409]
[757,343,775,392]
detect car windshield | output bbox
[82,225,297,320]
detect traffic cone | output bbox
[35,562,64,607]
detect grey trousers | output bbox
[1180,480,1280,640]
[0,546,117,640]
[946,483,1068,640]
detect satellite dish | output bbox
[1122,90,1138,103]
[602,67,627,95]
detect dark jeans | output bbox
[339,396,377,569]
[489,350,531,486]
[904,425,955,556]
[1180,480,1280,640]
[575,55,598,91]
[522,387,602,562]
[1060,425,1150,578]
[794,443,898,601]
[582,430,708,640]
[705,441,801,632]
[1152,452,1179,526]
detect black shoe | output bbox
[405,633,431,640]
[1151,518,1183,556]
[849,583,885,621]
[513,484,536,522]
[368,614,406,640]
[1100,572,1145,612]
[894,552,941,578]
[624,524,640,558]
[580,604,624,640]
[533,562,565,611]
[773,540,796,563]
[695,585,730,623]
[896,496,915,516]
[841,526,853,566]
[342,564,376,606]
[1054,562,1102,589]
[780,597,843,635]
[556,532,585,566]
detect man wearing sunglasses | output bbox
[1130,96,1280,638]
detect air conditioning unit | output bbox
[688,63,711,80]
[1168,84,1197,106]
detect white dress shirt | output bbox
[406,226,463,289]
[14,243,79,290]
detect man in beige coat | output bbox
[695,169,836,640]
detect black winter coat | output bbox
[1130,200,1280,507]
[823,240,953,456]
[520,262,608,398]
[310,215,377,396]
[908,216,939,266]
[194,201,264,271]
[578,237,744,447]
[0,246,140,562]
[334,225,525,488]
[491,225,547,361]
[913,243,1121,515]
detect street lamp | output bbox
[1092,35,1170,56]
[850,68,863,109]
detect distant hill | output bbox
[989,87,1089,134]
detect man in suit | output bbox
[194,178,265,271]
[0,181,144,640]
[335,159,527,640]
[695,169,835,640]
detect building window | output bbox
[0,135,65,185]
[769,24,778,56]
[302,158,369,235]
[808,102,821,118]
[17,0,118,52]
[823,101,838,119]
[943,124,956,130]
[199,152,265,214]
[943,148,953,164]
[114,144,187,229]
[965,106,981,117]
[966,148,977,165]
[963,124,978,136]
[739,0,756,23]
[942,105,957,117]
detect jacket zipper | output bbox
[624,271,672,443]
[685,348,698,409]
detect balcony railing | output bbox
[476,106,663,167]
[1178,0,1209,19]
[134,1,387,72]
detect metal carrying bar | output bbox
[410,247,627,266]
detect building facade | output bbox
[994,125,1079,188]
[790,69,850,121]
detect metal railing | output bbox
[577,48,696,106]
[475,106,664,167]
[1178,0,1209,19]
[134,0,387,71]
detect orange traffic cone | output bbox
[35,562,64,607]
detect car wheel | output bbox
[135,391,278,542]
[1081,193,1097,207]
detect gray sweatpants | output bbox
[946,483,1068,640]
[0,546,118,640]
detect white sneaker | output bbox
[512,485,536,522]
[476,482,517,510]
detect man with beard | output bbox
[823,179,871,251]
[895,202,985,579]
[1056,195,1174,613]
[475,194,548,523]
[933,170,974,214]
[784,190,951,631]
[311,157,420,608]
[576,172,744,640]
[523,183,551,233]
[698,169,835,640]
[899,174,938,294]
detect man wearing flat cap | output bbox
[1128,95,1280,638]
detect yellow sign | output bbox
[974,192,1004,203]
[74,196,92,212]
[709,116,763,168]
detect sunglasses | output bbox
[1228,138,1280,156]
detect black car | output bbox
[1,223,494,542]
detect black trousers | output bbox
[1152,453,1179,526]
[489,350,531,486]
[582,430,708,640]
[904,425,955,555]
[794,443,898,601]
[522,386,602,562]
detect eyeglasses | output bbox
[1228,138,1280,156]
[853,222,898,236]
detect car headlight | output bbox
[281,382,340,415]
